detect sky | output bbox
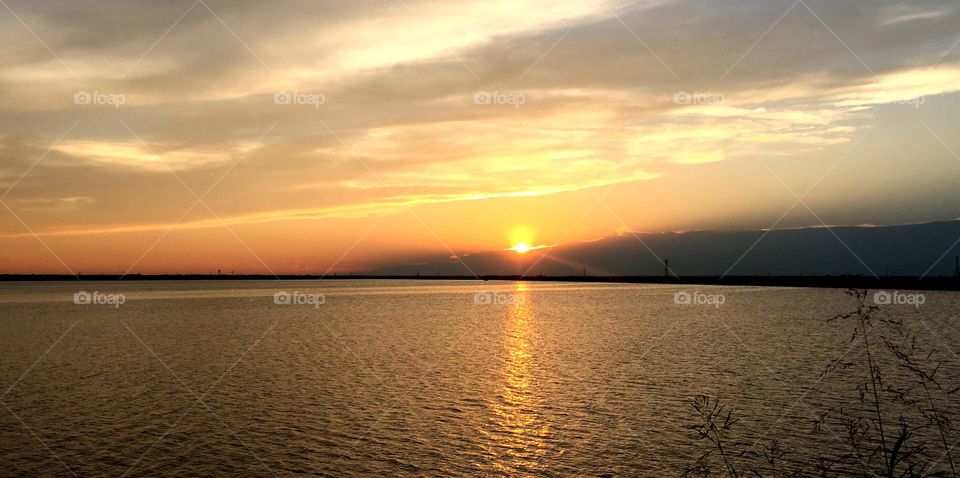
[1,0,959,274]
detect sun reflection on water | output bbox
[486,282,549,475]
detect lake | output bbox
[0,281,958,476]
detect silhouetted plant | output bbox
[685,289,958,477]
[684,395,741,477]
[684,395,799,477]
[881,327,958,477]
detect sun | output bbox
[511,242,532,254]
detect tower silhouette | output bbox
[663,258,669,278]
[954,256,959,279]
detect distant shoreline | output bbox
[0,275,957,291]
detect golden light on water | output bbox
[488,283,548,475]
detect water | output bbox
[0,281,958,476]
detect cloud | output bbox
[1,0,959,245]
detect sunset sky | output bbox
[2,0,959,274]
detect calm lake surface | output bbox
[0,281,958,476]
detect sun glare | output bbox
[512,242,532,254]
